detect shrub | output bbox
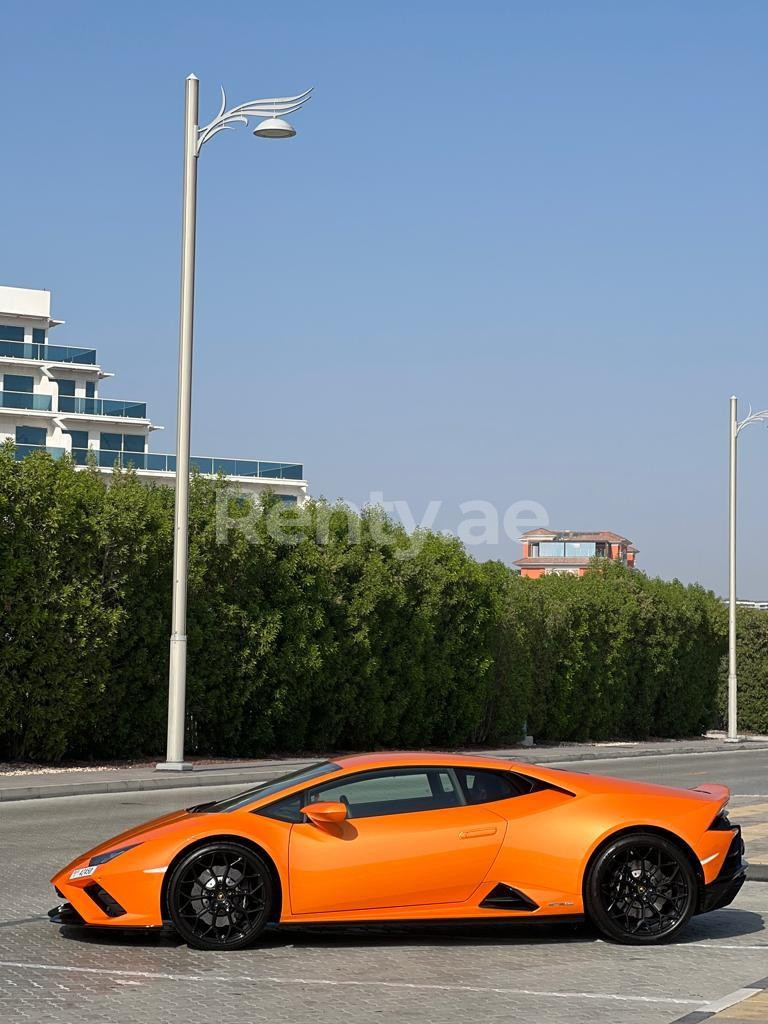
[0,444,728,760]
[717,607,768,734]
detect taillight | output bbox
[709,809,734,831]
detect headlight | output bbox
[88,843,141,866]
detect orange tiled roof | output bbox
[520,529,632,544]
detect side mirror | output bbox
[301,801,348,826]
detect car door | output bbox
[285,767,507,915]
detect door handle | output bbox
[459,826,497,839]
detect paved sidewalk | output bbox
[0,756,314,802]
[2,736,767,802]
[671,980,768,1024]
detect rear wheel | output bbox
[585,832,697,945]
[168,842,272,950]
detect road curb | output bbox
[0,766,313,803]
[515,743,768,765]
[668,976,768,1023]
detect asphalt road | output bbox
[1,749,767,1024]
[546,746,768,795]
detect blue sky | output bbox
[2,1,766,595]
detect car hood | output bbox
[60,808,197,871]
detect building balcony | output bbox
[10,443,304,481]
[58,396,147,419]
[89,450,303,478]
[0,339,98,365]
[0,391,53,411]
[12,443,65,460]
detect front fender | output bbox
[51,809,291,928]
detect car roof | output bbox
[333,751,519,772]
[326,753,713,805]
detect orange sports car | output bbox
[49,752,746,949]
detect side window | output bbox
[100,432,123,451]
[65,430,89,450]
[455,768,526,805]
[122,434,145,453]
[305,769,461,820]
[4,373,34,393]
[15,425,46,446]
[0,325,25,342]
[259,793,304,823]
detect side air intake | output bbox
[84,883,126,918]
[480,883,539,912]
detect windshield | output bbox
[199,761,342,813]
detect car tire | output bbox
[168,841,273,950]
[585,831,698,945]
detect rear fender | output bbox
[581,824,705,896]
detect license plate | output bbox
[69,866,96,879]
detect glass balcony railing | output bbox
[94,450,304,478]
[70,447,91,466]
[0,391,53,411]
[0,339,98,365]
[12,444,65,460]
[58,396,147,418]
[11,443,303,481]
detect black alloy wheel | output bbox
[585,832,697,945]
[168,842,272,950]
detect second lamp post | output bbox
[726,394,768,743]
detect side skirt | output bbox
[277,914,586,931]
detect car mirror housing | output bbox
[301,801,348,826]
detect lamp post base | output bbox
[723,736,744,744]
[155,761,194,772]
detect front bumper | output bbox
[51,858,166,928]
[48,902,86,926]
[698,827,747,914]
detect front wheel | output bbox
[585,832,697,945]
[168,842,273,950]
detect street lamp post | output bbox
[725,395,768,744]
[156,75,312,771]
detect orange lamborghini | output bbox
[49,752,746,949]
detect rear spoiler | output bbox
[690,783,730,807]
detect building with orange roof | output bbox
[514,528,637,578]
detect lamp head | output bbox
[253,117,296,139]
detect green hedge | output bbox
[0,445,728,761]
[717,607,768,734]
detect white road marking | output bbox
[0,960,703,1005]
[596,942,768,951]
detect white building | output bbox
[0,285,307,503]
